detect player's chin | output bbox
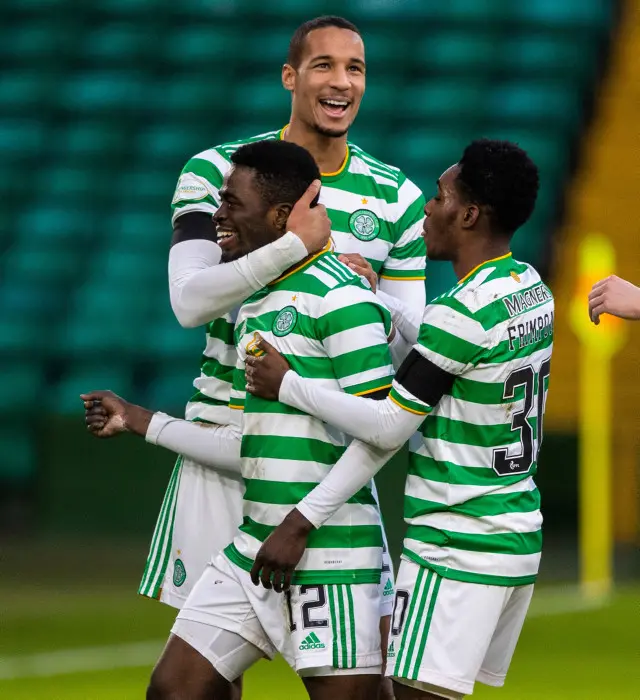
[220,245,245,263]
[314,114,353,138]
[425,243,447,261]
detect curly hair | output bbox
[231,139,320,208]
[456,139,540,236]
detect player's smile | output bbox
[317,95,351,120]
[216,228,239,252]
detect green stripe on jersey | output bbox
[229,250,393,584]
[402,254,553,585]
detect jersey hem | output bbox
[401,548,539,587]
[224,545,382,585]
[379,274,426,281]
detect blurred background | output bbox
[0,0,638,698]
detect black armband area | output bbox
[362,386,391,401]
[395,349,455,407]
[171,212,217,246]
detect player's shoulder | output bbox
[296,252,377,301]
[434,257,552,326]
[348,142,422,201]
[184,129,281,171]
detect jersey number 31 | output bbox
[493,359,551,477]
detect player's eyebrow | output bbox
[310,54,365,66]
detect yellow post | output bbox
[569,234,626,600]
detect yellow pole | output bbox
[569,234,626,600]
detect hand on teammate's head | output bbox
[287,180,332,254]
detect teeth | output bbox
[217,231,235,239]
[322,99,348,107]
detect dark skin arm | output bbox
[81,390,154,438]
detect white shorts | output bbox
[386,557,534,697]
[372,478,395,619]
[138,456,244,608]
[174,552,383,679]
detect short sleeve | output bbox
[171,148,232,225]
[317,286,395,396]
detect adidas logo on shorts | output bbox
[387,641,396,658]
[383,579,394,596]
[299,632,326,651]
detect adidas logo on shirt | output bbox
[387,641,396,658]
[299,632,326,651]
[383,579,395,596]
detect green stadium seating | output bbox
[0,427,35,479]
[52,363,135,414]
[0,0,616,485]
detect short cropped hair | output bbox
[287,16,361,68]
[456,139,540,236]
[231,140,321,208]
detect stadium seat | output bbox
[165,26,237,63]
[59,72,146,112]
[144,363,198,413]
[0,427,35,480]
[417,33,498,74]
[81,24,151,62]
[0,363,44,412]
[52,363,135,414]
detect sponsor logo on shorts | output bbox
[387,641,395,658]
[299,632,325,651]
[383,579,395,596]
[272,306,298,337]
[349,209,381,241]
[173,558,187,587]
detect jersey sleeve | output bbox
[171,148,232,225]
[379,172,426,282]
[388,297,487,414]
[317,286,395,396]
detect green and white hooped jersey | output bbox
[171,127,426,423]
[224,248,395,585]
[389,254,554,586]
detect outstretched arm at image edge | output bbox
[146,413,241,475]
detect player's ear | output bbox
[271,203,293,233]
[282,64,296,93]
[462,204,480,229]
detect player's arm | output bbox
[248,300,487,587]
[376,174,427,346]
[247,297,484,450]
[81,391,241,475]
[170,154,329,327]
[588,274,640,324]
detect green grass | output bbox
[1,584,638,699]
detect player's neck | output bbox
[284,118,348,176]
[453,242,511,282]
